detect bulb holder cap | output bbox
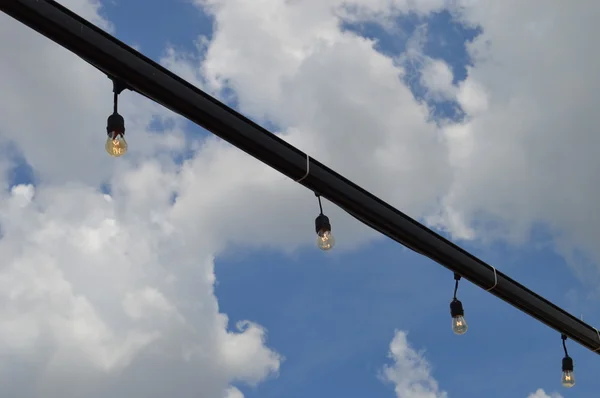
[450,299,464,317]
[315,214,331,235]
[107,112,125,135]
[111,77,128,95]
[562,356,574,372]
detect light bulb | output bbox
[315,213,334,251]
[561,356,575,388]
[317,230,335,251]
[561,370,575,388]
[106,133,128,157]
[450,299,468,335]
[452,315,468,335]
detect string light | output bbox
[105,78,128,157]
[314,193,335,251]
[561,334,575,388]
[450,273,468,335]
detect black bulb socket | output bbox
[450,299,464,317]
[107,112,125,136]
[315,214,331,235]
[562,356,573,372]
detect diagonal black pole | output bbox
[2,0,600,355]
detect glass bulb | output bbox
[561,370,575,388]
[105,133,128,157]
[317,230,335,251]
[452,315,468,335]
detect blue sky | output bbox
[93,1,598,397]
[2,1,599,397]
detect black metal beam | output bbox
[2,0,600,355]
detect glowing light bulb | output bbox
[317,229,335,251]
[450,299,468,335]
[452,315,468,335]
[105,112,127,157]
[561,357,575,388]
[105,133,128,157]
[561,370,575,388]
[315,213,335,251]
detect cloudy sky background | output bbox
[0,0,598,397]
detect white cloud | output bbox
[171,0,600,275]
[435,1,600,268]
[382,334,563,398]
[420,59,456,101]
[381,331,447,398]
[527,389,563,398]
[224,386,244,398]
[0,181,282,397]
[4,0,600,396]
[161,0,453,252]
[0,4,187,187]
[0,1,281,397]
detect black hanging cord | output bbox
[316,193,324,215]
[453,273,461,300]
[111,77,128,114]
[562,334,570,357]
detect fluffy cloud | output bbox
[0,2,280,398]
[3,0,600,396]
[161,0,454,251]
[172,0,600,275]
[382,331,447,398]
[430,1,600,268]
[0,180,282,398]
[0,10,186,186]
[527,389,563,398]
[381,333,562,398]
[224,386,245,398]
